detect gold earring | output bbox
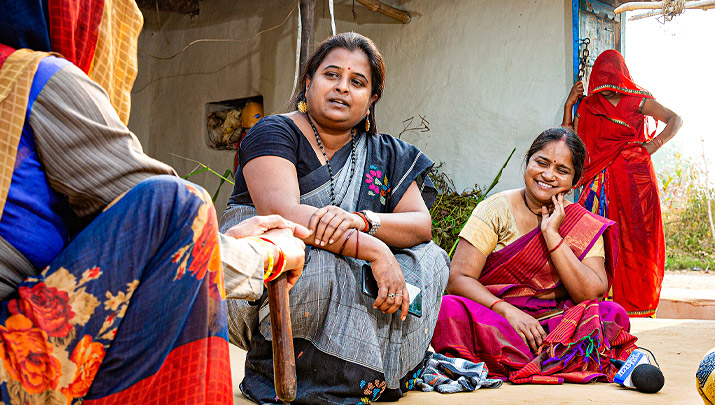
[365,118,370,132]
[297,100,308,113]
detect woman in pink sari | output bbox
[432,127,637,384]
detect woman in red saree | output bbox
[563,50,683,317]
[432,128,637,384]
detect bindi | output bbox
[347,67,351,70]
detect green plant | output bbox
[173,154,235,204]
[659,149,715,270]
[430,148,516,257]
[663,189,715,270]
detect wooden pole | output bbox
[267,273,296,402]
[355,0,410,23]
[299,0,316,75]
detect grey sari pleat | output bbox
[220,133,449,389]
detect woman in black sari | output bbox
[220,32,449,404]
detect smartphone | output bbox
[361,264,422,317]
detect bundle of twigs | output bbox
[429,148,516,257]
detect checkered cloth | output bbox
[414,352,503,394]
[0,49,49,219]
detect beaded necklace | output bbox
[307,115,356,206]
[522,189,553,218]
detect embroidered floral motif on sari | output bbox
[365,164,391,206]
[357,378,386,404]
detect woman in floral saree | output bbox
[562,50,683,317]
[0,1,307,403]
[220,32,449,404]
[432,128,637,384]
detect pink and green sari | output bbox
[432,203,638,384]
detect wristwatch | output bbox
[362,210,381,236]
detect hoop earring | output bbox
[297,100,308,113]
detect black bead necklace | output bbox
[307,115,356,206]
[522,189,553,217]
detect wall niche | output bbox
[205,95,264,150]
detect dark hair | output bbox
[292,32,385,135]
[524,127,586,187]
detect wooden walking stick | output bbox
[266,272,297,402]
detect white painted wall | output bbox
[129,0,574,209]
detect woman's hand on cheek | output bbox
[308,206,363,246]
[540,193,566,236]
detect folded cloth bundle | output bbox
[414,352,503,394]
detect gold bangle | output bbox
[259,237,286,283]
[246,237,274,280]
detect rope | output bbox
[661,0,686,22]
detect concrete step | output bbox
[657,271,715,320]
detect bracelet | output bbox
[258,237,286,283]
[489,299,505,310]
[652,136,664,149]
[355,230,360,259]
[339,229,356,256]
[265,251,286,283]
[547,238,565,255]
[353,211,370,232]
[247,237,275,280]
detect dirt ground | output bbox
[230,318,715,404]
[231,271,715,404]
[663,269,715,290]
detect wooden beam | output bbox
[615,0,715,13]
[355,0,411,24]
[299,0,316,74]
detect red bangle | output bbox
[489,299,505,310]
[355,230,360,259]
[339,229,356,256]
[353,211,369,232]
[548,238,565,255]
[259,237,286,283]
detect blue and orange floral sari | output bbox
[0,176,232,403]
[0,2,233,402]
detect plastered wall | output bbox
[129,0,574,209]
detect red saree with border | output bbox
[576,50,664,317]
[432,203,637,384]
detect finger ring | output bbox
[394,293,403,297]
[387,293,395,298]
